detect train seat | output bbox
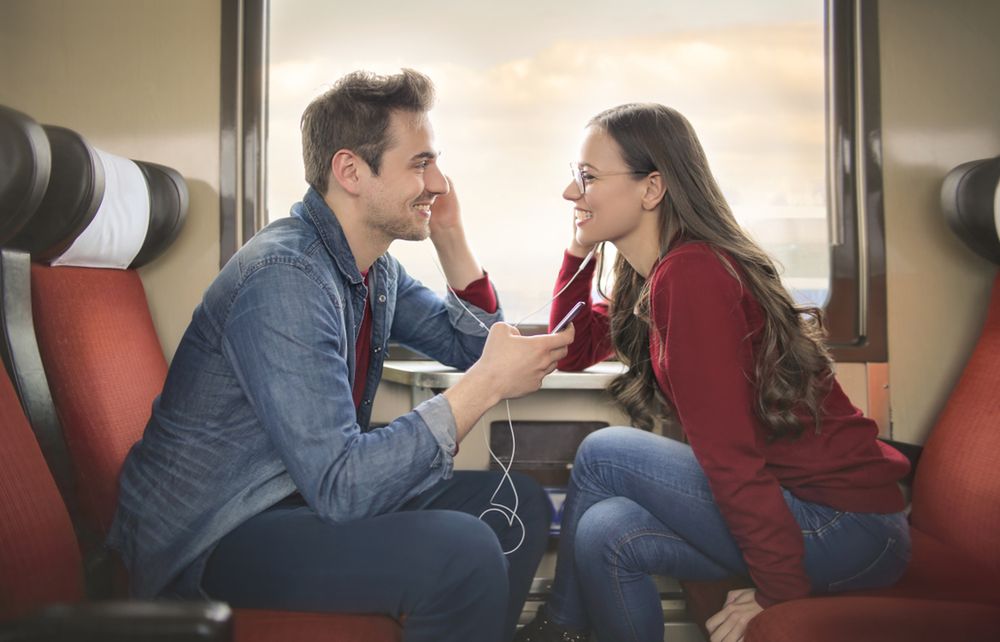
[744,272,1000,642]
[0,349,232,640]
[0,108,401,640]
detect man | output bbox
[108,69,573,642]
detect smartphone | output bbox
[553,301,586,333]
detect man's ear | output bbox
[641,172,666,211]
[331,149,363,196]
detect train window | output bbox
[223,0,885,360]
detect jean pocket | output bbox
[827,535,908,593]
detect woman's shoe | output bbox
[513,606,588,642]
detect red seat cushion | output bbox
[30,264,167,535]
[682,525,1000,634]
[908,272,1000,573]
[233,610,401,642]
[0,369,84,620]
[746,596,1000,642]
[881,528,1000,605]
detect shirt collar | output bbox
[295,186,368,286]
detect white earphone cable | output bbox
[429,246,596,555]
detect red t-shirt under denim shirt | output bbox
[352,272,498,410]
[549,242,909,608]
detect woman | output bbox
[515,104,911,642]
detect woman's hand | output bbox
[429,177,484,289]
[706,588,764,642]
[429,175,462,238]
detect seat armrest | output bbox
[0,601,232,642]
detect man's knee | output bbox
[418,512,508,607]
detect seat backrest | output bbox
[0,367,84,620]
[0,109,187,540]
[910,272,1000,569]
[30,264,167,536]
[914,157,1000,571]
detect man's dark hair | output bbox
[301,69,435,194]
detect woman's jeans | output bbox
[184,470,551,642]
[546,427,911,642]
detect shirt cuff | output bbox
[413,394,458,477]
[451,272,498,314]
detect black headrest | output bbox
[941,156,1000,265]
[13,125,106,261]
[0,106,51,245]
[132,162,188,267]
[0,104,188,269]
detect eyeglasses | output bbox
[570,163,649,195]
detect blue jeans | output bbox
[192,471,551,642]
[546,427,911,642]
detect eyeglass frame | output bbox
[570,163,651,195]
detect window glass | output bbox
[267,0,828,323]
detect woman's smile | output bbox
[574,207,594,226]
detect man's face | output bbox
[360,110,447,243]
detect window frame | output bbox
[221,0,886,363]
[220,0,268,267]
[823,0,887,362]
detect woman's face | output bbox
[564,127,648,248]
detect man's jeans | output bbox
[546,427,911,642]
[193,471,551,642]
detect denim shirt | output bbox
[107,187,502,598]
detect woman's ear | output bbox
[641,172,666,211]
[330,149,363,196]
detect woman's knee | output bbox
[573,497,638,569]
[573,426,634,473]
[574,498,705,582]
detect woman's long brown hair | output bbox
[591,103,833,440]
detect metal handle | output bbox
[852,0,870,339]
[825,0,846,248]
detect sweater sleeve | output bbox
[451,272,498,314]
[549,250,613,371]
[650,250,811,607]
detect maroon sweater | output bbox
[352,272,497,409]
[549,243,909,607]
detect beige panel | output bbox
[833,362,868,416]
[865,362,891,438]
[878,0,1000,444]
[0,0,221,360]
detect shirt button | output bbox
[377,294,386,303]
[373,346,382,353]
[363,399,372,406]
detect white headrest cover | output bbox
[51,149,149,269]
